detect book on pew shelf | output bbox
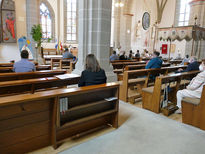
[56,74,80,80]
[105,97,118,102]
[59,97,69,115]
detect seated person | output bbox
[181,55,189,65]
[145,51,162,69]
[78,54,107,87]
[175,53,182,60]
[143,49,150,58]
[135,50,140,58]
[110,51,119,61]
[177,56,199,73]
[176,66,205,113]
[119,51,127,60]
[63,47,74,59]
[128,50,133,60]
[199,59,205,71]
[13,50,35,73]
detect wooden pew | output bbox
[44,55,63,65]
[142,71,200,113]
[0,70,66,82]
[0,67,13,73]
[112,61,146,70]
[113,62,171,75]
[60,59,73,72]
[118,65,187,81]
[42,48,58,55]
[0,65,51,73]
[119,65,188,103]
[170,60,182,65]
[124,63,171,71]
[0,74,80,96]
[0,82,119,153]
[36,65,51,71]
[110,60,136,63]
[119,68,166,103]
[182,85,205,130]
[0,62,38,67]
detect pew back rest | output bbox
[0,70,66,82]
[112,61,146,69]
[152,70,200,101]
[124,64,146,71]
[124,63,172,72]
[161,65,187,74]
[125,68,166,80]
[0,74,80,97]
[0,65,51,73]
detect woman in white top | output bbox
[176,66,205,113]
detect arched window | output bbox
[65,0,77,42]
[177,0,192,26]
[40,3,52,39]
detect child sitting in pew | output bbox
[176,66,205,114]
[78,54,107,87]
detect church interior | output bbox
[0,0,205,153]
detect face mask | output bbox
[199,65,204,71]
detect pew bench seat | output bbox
[128,78,146,85]
[142,80,190,94]
[182,97,200,105]
[182,85,205,131]
[113,69,123,74]
[142,71,199,113]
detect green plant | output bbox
[31,24,42,48]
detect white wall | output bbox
[0,43,21,62]
[156,0,187,59]
[116,0,187,59]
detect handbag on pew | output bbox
[161,84,178,116]
[160,84,169,108]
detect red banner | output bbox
[162,44,168,54]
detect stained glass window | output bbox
[40,3,52,39]
[66,0,77,42]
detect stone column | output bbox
[26,0,40,61]
[113,2,121,49]
[186,0,205,58]
[74,0,116,81]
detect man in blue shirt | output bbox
[110,51,119,61]
[63,48,74,59]
[177,56,199,73]
[13,50,35,73]
[145,51,162,69]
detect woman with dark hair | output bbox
[78,54,107,87]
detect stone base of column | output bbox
[106,70,117,82]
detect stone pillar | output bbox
[186,0,205,58]
[26,0,40,61]
[113,2,121,49]
[74,0,116,81]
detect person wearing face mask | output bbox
[175,66,205,114]
[199,60,205,71]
